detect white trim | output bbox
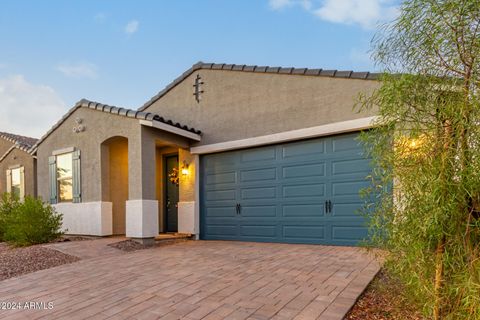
[52,146,75,156]
[194,154,200,238]
[126,199,159,238]
[139,120,202,141]
[54,202,113,236]
[178,201,196,235]
[190,116,378,154]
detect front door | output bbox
[165,155,179,233]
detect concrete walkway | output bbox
[43,237,126,259]
[0,240,380,320]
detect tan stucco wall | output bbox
[0,139,14,159]
[143,70,380,146]
[0,148,36,197]
[106,138,128,235]
[36,107,190,203]
[179,148,196,202]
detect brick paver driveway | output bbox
[0,240,379,320]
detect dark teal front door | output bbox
[200,132,372,246]
[165,155,179,233]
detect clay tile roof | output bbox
[0,132,38,149]
[139,62,380,111]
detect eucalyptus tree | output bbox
[359,0,480,319]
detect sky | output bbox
[0,0,400,138]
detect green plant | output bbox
[359,1,480,319]
[2,196,64,246]
[0,193,19,241]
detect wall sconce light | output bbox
[181,161,190,176]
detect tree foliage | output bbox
[359,1,480,319]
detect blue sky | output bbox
[0,0,399,137]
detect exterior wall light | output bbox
[181,161,190,176]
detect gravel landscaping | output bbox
[345,269,425,320]
[108,238,191,252]
[0,242,80,281]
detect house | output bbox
[20,62,381,246]
[0,132,37,199]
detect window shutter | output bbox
[72,150,81,203]
[19,167,25,201]
[6,169,11,193]
[48,156,57,204]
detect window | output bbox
[56,153,73,202]
[10,168,21,198]
[49,149,81,204]
[7,167,24,199]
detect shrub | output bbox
[1,195,64,246]
[0,193,19,241]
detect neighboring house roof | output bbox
[0,131,38,149]
[139,61,381,111]
[0,132,37,162]
[30,98,202,153]
[0,144,35,162]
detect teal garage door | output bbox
[200,132,372,246]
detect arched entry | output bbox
[101,136,129,235]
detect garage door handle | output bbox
[325,200,333,214]
[236,203,241,215]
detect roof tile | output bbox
[320,70,337,77]
[304,69,322,75]
[279,67,293,74]
[0,132,38,149]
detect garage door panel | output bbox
[331,202,364,217]
[282,163,326,179]
[332,181,370,196]
[204,153,237,169]
[205,206,237,218]
[241,187,276,200]
[241,205,277,217]
[282,140,326,159]
[240,225,277,237]
[332,225,368,242]
[205,224,237,236]
[283,183,325,198]
[332,159,370,175]
[240,167,277,182]
[282,204,325,217]
[206,189,236,201]
[241,147,276,163]
[283,225,326,240]
[332,134,363,153]
[206,171,237,185]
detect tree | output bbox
[359,1,480,319]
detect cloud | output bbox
[269,0,312,10]
[0,64,6,69]
[56,62,98,79]
[0,75,66,138]
[94,13,107,23]
[124,20,139,35]
[314,0,398,29]
[269,0,399,29]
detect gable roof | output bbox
[139,61,381,111]
[30,98,202,153]
[0,144,35,162]
[0,131,38,149]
